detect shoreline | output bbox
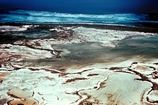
[0,24,157,69]
[0,23,158,104]
[0,22,158,33]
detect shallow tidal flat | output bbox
[0,24,158,105]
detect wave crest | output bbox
[0,10,157,26]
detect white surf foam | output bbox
[0,10,157,24]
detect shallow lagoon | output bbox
[0,23,158,105]
[18,33,158,70]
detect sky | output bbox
[0,0,158,14]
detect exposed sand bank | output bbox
[0,24,158,105]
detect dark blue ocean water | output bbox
[0,10,158,27]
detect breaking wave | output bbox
[0,10,158,26]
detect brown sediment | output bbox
[0,52,21,68]
[78,94,99,105]
[29,67,63,74]
[7,98,38,105]
[128,68,149,81]
[0,72,10,77]
[63,78,88,84]
[43,76,54,81]
[140,89,148,104]
[0,78,3,83]
[109,67,123,71]
[0,63,156,104]
[7,88,34,99]
[152,71,158,79]
[135,65,149,71]
[0,98,8,105]
[130,63,156,72]
[154,63,158,65]
[151,83,158,91]
[7,93,19,99]
[105,95,121,105]
[148,66,156,70]
[58,73,69,77]
[98,80,106,89]
[0,72,10,83]
[132,62,138,64]
[0,52,21,60]
[147,97,158,104]
[51,26,74,40]
[128,67,158,104]
[59,69,92,76]
[79,101,93,105]
[87,74,99,76]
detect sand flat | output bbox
[0,25,158,105]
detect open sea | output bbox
[0,10,158,27]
